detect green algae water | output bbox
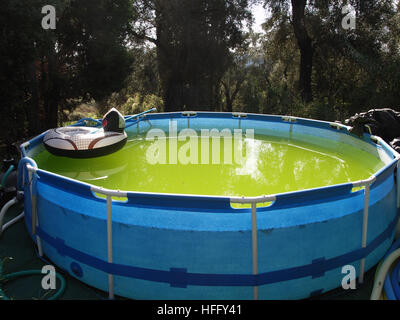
[34,133,385,198]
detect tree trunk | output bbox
[221,78,243,113]
[155,0,223,112]
[42,47,60,128]
[291,0,313,103]
[25,60,42,135]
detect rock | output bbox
[344,108,400,153]
[344,108,400,141]
[390,138,400,153]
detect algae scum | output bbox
[34,132,384,197]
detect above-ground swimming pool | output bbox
[18,111,400,299]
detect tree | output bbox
[0,0,137,155]
[261,0,400,119]
[132,0,253,111]
[308,0,400,118]
[51,0,137,118]
[220,52,249,112]
[264,0,314,103]
[290,0,313,103]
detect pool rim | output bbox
[19,111,400,201]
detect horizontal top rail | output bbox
[230,195,276,204]
[24,162,384,207]
[281,116,297,122]
[232,112,247,118]
[352,175,377,188]
[181,111,197,117]
[91,186,127,198]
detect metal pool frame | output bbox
[18,111,400,300]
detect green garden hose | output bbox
[0,261,66,300]
[0,165,14,189]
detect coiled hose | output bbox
[0,164,14,189]
[0,260,66,300]
[0,170,66,300]
[371,237,400,300]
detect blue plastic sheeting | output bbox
[32,215,397,287]
[373,159,397,188]
[24,174,397,299]
[20,112,400,299]
[27,167,393,231]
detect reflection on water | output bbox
[34,133,384,197]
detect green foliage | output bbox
[56,0,136,102]
[120,94,164,114]
[0,0,137,158]
[60,102,99,124]
[225,0,400,121]
[104,92,163,115]
[131,0,254,111]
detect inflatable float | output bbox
[43,108,127,158]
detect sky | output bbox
[251,3,269,33]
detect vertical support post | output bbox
[395,160,400,240]
[106,194,114,299]
[29,168,43,256]
[397,160,400,209]
[29,170,36,234]
[359,183,370,284]
[251,202,258,300]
